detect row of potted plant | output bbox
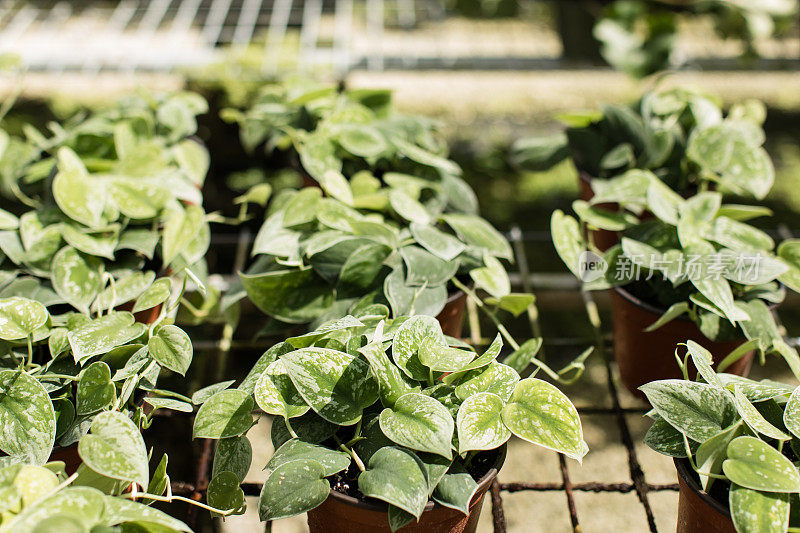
[514,85,800,398]
[1,78,796,532]
[0,92,239,528]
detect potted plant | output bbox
[227,173,531,338]
[0,295,195,470]
[0,419,235,531]
[0,92,213,320]
[642,340,800,533]
[512,86,774,250]
[192,314,588,532]
[551,178,800,397]
[220,82,529,338]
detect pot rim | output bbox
[611,285,693,323]
[613,284,781,326]
[326,445,507,513]
[674,457,732,520]
[444,288,466,305]
[578,171,595,186]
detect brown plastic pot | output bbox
[611,286,753,400]
[49,444,82,474]
[675,458,735,533]
[437,290,467,338]
[116,301,163,325]
[307,447,505,533]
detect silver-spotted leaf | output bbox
[457,392,511,454]
[379,393,454,459]
[501,378,587,461]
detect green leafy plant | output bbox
[643,340,800,532]
[552,179,800,365]
[0,421,236,532]
[0,295,195,466]
[192,314,587,529]
[222,78,458,187]
[222,79,536,336]
[594,0,798,78]
[0,92,212,316]
[228,174,532,329]
[512,86,773,199]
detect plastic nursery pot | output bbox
[578,172,621,252]
[307,447,506,533]
[116,302,163,325]
[611,286,753,400]
[675,458,736,533]
[437,290,468,339]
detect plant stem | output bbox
[125,491,234,516]
[26,335,33,369]
[283,416,299,439]
[339,443,366,472]
[451,278,519,351]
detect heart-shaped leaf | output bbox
[282,347,378,425]
[67,312,146,362]
[240,269,335,324]
[132,278,171,313]
[379,393,454,459]
[51,246,103,314]
[207,471,245,517]
[0,370,55,464]
[258,459,329,521]
[76,362,116,415]
[78,411,149,488]
[92,271,155,312]
[501,378,587,461]
[783,387,800,440]
[358,447,429,519]
[213,435,252,483]
[470,254,510,298]
[640,380,737,443]
[730,485,790,533]
[723,436,800,492]
[457,392,511,454]
[443,214,512,260]
[53,147,105,228]
[401,246,458,287]
[60,223,118,260]
[162,204,204,266]
[266,439,350,476]
[550,210,584,277]
[454,363,519,402]
[0,297,48,341]
[418,337,475,372]
[432,462,479,515]
[148,325,193,375]
[254,359,310,419]
[193,389,255,439]
[732,387,790,441]
[392,315,447,381]
[410,222,465,261]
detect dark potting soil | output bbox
[329,449,499,502]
